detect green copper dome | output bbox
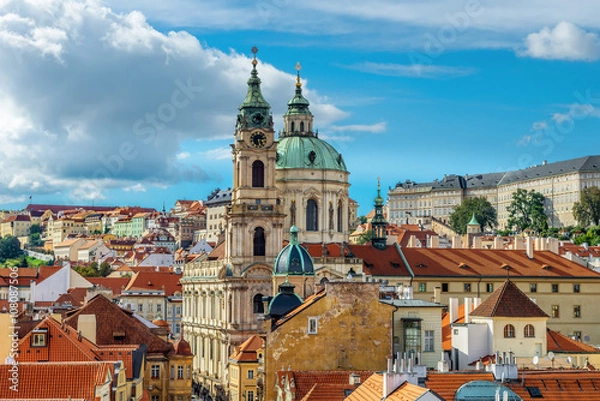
[276,135,348,172]
[468,213,479,226]
[274,226,314,275]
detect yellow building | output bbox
[0,214,31,238]
[229,335,264,401]
[264,282,395,401]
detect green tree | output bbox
[29,224,42,235]
[73,264,100,277]
[0,235,22,260]
[573,186,600,226]
[99,261,112,277]
[506,189,548,233]
[356,229,373,245]
[449,197,498,234]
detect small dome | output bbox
[152,319,170,330]
[268,280,303,318]
[276,136,347,172]
[173,338,193,356]
[274,226,314,275]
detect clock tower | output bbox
[226,47,285,270]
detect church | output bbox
[181,48,356,400]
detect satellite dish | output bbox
[533,355,539,365]
[567,356,572,365]
[547,352,555,360]
[584,335,591,342]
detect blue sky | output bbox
[1,0,600,215]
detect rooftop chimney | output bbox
[526,237,534,259]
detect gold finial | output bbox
[251,46,258,67]
[295,62,302,88]
[377,177,381,189]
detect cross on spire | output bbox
[295,62,302,87]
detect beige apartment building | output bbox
[388,156,600,230]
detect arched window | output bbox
[337,201,343,232]
[300,121,305,132]
[253,294,264,314]
[253,227,266,256]
[524,324,535,338]
[306,199,318,231]
[252,160,264,188]
[504,324,515,338]
[291,121,295,132]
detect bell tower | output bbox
[226,47,285,270]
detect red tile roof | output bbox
[124,271,182,296]
[278,370,373,401]
[229,334,264,362]
[1,214,30,223]
[425,372,495,400]
[63,294,172,355]
[402,249,600,278]
[0,361,113,400]
[345,373,431,401]
[470,280,548,318]
[347,244,412,276]
[87,277,131,296]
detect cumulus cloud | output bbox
[0,0,347,205]
[520,21,600,61]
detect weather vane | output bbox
[295,62,302,87]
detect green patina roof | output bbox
[468,213,479,226]
[239,60,270,111]
[276,135,348,172]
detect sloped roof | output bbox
[425,372,495,401]
[62,294,172,354]
[229,334,264,362]
[0,361,112,400]
[278,370,373,401]
[87,277,131,295]
[401,249,600,278]
[470,280,548,318]
[344,373,433,401]
[347,244,412,276]
[547,328,600,354]
[124,271,182,296]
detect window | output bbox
[31,331,47,347]
[419,283,426,292]
[252,160,264,188]
[402,319,422,356]
[574,284,581,293]
[170,365,175,380]
[464,283,471,292]
[138,303,143,312]
[424,330,434,352]
[152,396,160,401]
[187,365,191,379]
[486,283,494,293]
[441,283,449,293]
[151,365,160,378]
[504,324,515,338]
[247,391,255,401]
[148,303,153,312]
[300,121,305,132]
[253,227,266,256]
[248,369,254,379]
[177,366,184,379]
[308,317,318,334]
[253,293,264,314]
[306,199,319,231]
[574,305,581,318]
[530,283,537,293]
[573,331,582,341]
[524,324,535,338]
[337,201,343,232]
[552,305,559,318]
[552,284,559,293]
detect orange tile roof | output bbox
[347,244,412,276]
[208,241,225,260]
[425,372,495,400]
[279,370,373,401]
[471,280,548,318]
[547,328,600,354]
[402,249,600,278]
[345,373,431,401]
[229,334,264,362]
[124,271,182,296]
[0,361,112,400]
[87,277,131,295]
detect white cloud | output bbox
[330,122,387,134]
[124,183,147,192]
[531,121,548,131]
[0,0,348,205]
[347,62,477,79]
[552,104,600,124]
[176,151,191,160]
[200,148,232,161]
[520,22,600,61]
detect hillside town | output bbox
[4,53,600,401]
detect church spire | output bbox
[237,47,271,129]
[282,62,314,138]
[371,177,388,250]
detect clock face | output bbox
[250,131,267,148]
[251,112,265,125]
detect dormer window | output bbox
[31,329,48,347]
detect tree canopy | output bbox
[573,186,600,226]
[356,229,373,245]
[449,197,498,234]
[506,189,548,233]
[0,235,22,262]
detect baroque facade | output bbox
[387,156,600,229]
[181,51,352,399]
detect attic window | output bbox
[500,263,512,270]
[458,263,469,269]
[113,331,126,340]
[365,263,374,269]
[31,329,48,347]
[541,264,552,270]
[390,262,400,269]
[416,263,427,268]
[526,387,543,398]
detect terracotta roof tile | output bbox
[346,244,412,276]
[471,280,548,318]
[547,328,600,354]
[425,372,495,400]
[87,277,131,296]
[345,373,431,401]
[279,370,373,401]
[124,271,182,296]
[229,334,264,362]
